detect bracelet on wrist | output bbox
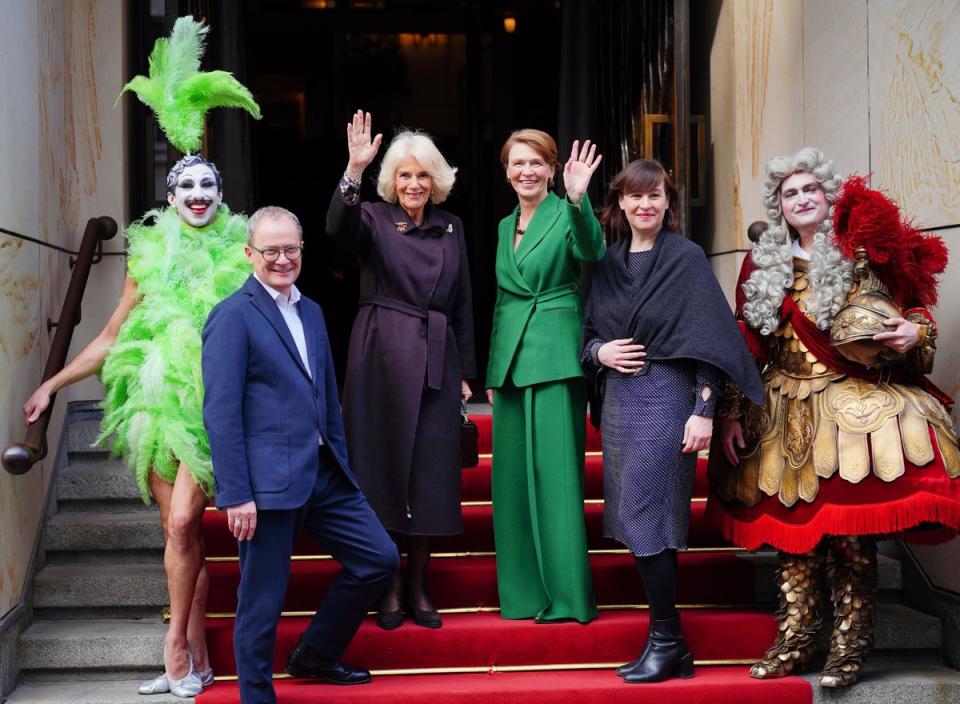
[339,173,361,205]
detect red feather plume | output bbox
[832,175,948,308]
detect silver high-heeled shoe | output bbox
[140,648,203,698]
[137,673,170,695]
[168,649,203,699]
[168,670,202,698]
[137,668,212,695]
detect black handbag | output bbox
[460,400,479,469]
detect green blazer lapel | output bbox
[515,192,562,267]
[497,208,532,294]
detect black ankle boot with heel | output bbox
[621,615,695,684]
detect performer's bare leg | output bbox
[187,560,211,674]
[150,464,209,680]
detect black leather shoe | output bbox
[407,604,442,629]
[376,608,405,630]
[285,640,371,685]
[405,591,442,629]
[622,616,695,684]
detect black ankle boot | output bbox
[616,631,650,677]
[622,616,695,684]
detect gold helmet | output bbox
[830,247,905,368]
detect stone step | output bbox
[17,620,166,679]
[43,511,163,555]
[56,459,145,509]
[64,410,110,462]
[804,651,960,703]
[870,603,942,651]
[32,563,168,612]
[44,548,164,566]
[65,417,111,459]
[6,679,191,703]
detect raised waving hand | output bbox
[563,139,603,205]
[345,109,383,180]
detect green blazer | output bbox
[486,191,605,389]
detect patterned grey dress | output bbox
[586,251,718,556]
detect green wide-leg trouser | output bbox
[491,378,598,623]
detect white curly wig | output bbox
[741,147,853,334]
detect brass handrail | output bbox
[2,216,118,475]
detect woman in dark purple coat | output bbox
[326,110,476,630]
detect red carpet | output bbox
[200,667,809,704]
[204,610,778,676]
[202,500,727,557]
[204,551,755,613]
[196,414,811,703]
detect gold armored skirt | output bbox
[707,370,960,553]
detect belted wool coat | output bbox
[327,189,476,534]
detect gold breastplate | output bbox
[769,262,831,377]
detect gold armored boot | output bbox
[818,535,878,687]
[750,548,824,678]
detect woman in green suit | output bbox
[486,129,605,623]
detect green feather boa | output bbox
[98,205,250,502]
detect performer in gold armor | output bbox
[707,147,960,688]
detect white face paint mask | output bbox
[167,163,222,227]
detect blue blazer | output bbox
[202,275,357,511]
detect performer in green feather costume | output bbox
[98,200,249,502]
[23,17,259,698]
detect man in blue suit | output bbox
[202,206,398,703]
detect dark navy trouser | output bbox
[233,450,398,704]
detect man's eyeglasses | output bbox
[249,243,304,262]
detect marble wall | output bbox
[868,1,960,229]
[0,1,126,620]
[705,0,805,260]
[706,0,960,591]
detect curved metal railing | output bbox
[2,216,118,475]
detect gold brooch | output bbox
[395,222,408,232]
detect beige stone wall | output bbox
[0,1,126,619]
[706,0,960,590]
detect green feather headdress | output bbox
[118,15,261,154]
